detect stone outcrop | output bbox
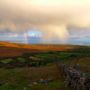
[58,63,90,90]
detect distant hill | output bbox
[0,41,19,47]
[0,41,42,58]
[0,41,75,58]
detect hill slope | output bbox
[0,41,74,58]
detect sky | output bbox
[0,0,90,45]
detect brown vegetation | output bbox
[0,41,74,58]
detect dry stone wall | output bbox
[58,63,90,90]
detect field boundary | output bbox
[57,63,90,90]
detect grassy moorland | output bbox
[0,41,90,90]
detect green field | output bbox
[0,46,90,90]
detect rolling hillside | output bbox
[0,41,74,58]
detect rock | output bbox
[38,78,53,85]
[38,79,45,83]
[28,82,38,87]
[33,82,38,85]
[24,87,27,90]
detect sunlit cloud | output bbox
[0,0,90,43]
